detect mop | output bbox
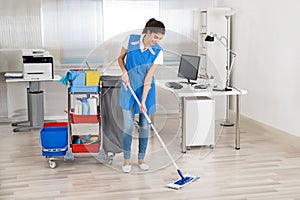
[126,84,199,189]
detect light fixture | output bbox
[204,35,214,42]
[205,10,236,126]
[205,33,236,92]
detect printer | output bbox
[22,49,54,80]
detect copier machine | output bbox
[22,49,54,80]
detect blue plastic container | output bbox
[40,126,68,157]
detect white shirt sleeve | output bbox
[154,50,163,65]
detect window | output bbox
[0,0,42,48]
[103,0,159,40]
[41,0,159,67]
[41,0,103,66]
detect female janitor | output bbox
[118,18,165,173]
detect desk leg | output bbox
[12,82,44,132]
[235,95,240,150]
[180,97,187,153]
[11,88,31,128]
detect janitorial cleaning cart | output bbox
[40,69,124,167]
[65,69,101,160]
[40,69,101,168]
[64,71,124,164]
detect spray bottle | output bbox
[87,97,97,115]
[74,98,82,115]
[81,97,90,115]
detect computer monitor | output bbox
[177,54,201,85]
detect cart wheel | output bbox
[108,155,114,165]
[49,160,56,169]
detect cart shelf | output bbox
[71,135,100,153]
[69,112,100,124]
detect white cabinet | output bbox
[183,97,215,147]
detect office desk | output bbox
[157,81,247,152]
[6,75,61,132]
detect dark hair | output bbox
[142,18,165,35]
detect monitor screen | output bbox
[177,54,200,85]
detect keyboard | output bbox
[165,82,183,89]
[194,84,208,89]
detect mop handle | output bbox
[126,83,180,171]
[126,84,152,123]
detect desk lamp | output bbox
[205,33,236,91]
[205,10,237,126]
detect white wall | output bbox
[217,0,300,137]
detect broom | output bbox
[126,83,199,189]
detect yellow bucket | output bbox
[85,70,100,86]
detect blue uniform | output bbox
[119,34,162,114]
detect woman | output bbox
[118,18,165,173]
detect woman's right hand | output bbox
[122,72,130,87]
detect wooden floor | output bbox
[1,114,300,200]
